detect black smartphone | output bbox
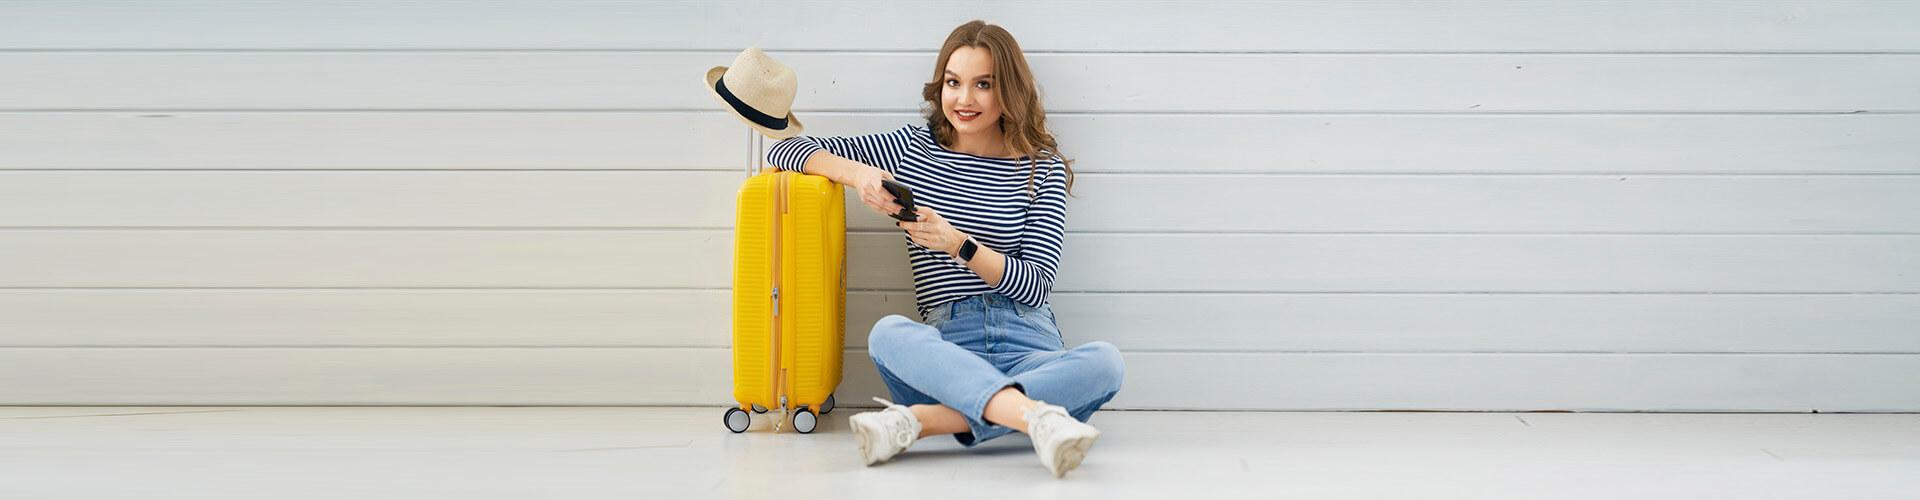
[880,179,920,222]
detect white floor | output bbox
[1,407,1915,499]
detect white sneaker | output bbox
[1023,401,1101,478]
[848,397,921,466]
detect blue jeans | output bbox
[867,293,1125,447]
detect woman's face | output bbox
[941,46,1002,138]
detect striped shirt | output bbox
[767,124,1068,320]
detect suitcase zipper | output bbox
[770,171,788,431]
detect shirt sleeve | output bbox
[765,126,914,176]
[991,160,1070,309]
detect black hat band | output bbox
[714,76,789,131]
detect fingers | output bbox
[862,185,902,216]
[876,200,905,218]
[898,225,934,248]
[894,208,951,250]
[895,218,935,239]
[895,209,939,231]
[896,221,927,240]
[860,189,899,218]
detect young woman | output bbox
[765,20,1124,478]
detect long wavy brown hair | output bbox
[921,20,1076,197]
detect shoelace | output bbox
[871,397,917,448]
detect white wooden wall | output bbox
[2,1,1917,411]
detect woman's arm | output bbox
[982,166,1067,308]
[767,127,915,217]
[803,150,905,218]
[960,241,1009,287]
[793,149,874,185]
[901,207,1009,286]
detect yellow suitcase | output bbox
[723,168,847,434]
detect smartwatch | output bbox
[956,238,979,263]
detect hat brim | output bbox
[704,66,804,139]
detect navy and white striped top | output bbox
[767,124,1068,320]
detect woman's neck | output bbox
[946,129,1013,158]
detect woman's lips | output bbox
[955,110,980,121]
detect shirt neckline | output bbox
[920,127,1030,163]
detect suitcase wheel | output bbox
[752,404,767,414]
[724,407,750,433]
[793,408,818,434]
[819,394,836,415]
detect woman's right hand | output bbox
[849,165,903,219]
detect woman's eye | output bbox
[976,81,991,89]
[945,79,959,87]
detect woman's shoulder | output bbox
[1034,153,1071,196]
[1036,150,1069,175]
[902,124,938,144]
[1038,149,1066,165]
[867,124,927,149]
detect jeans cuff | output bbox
[956,378,1020,447]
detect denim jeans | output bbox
[866,292,1125,446]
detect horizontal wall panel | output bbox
[0,347,1913,411]
[853,234,1920,293]
[849,174,1920,234]
[8,289,1918,354]
[1104,351,1920,411]
[806,113,1920,175]
[0,230,735,289]
[4,171,1914,234]
[0,171,744,228]
[9,53,1918,112]
[1016,293,1920,354]
[0,347,726,406]
[5,1,1917,52]
[7,112,1915,174]
[0,111,746,170]
[0,289,732,348]
[780,53,1920,113]
[854,293,1920,354]
[1023,234,1920,293]
[2,231,1915,292]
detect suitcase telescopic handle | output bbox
[747,130,764,177]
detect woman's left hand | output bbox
[898,206,966,256]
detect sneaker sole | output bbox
[1048,432,1100,478]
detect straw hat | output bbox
[704,47,804,139]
